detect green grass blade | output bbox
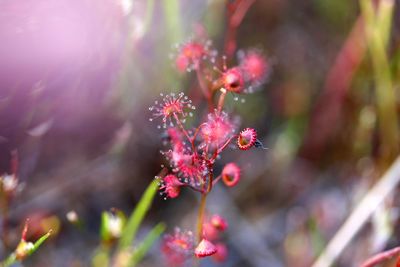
[91,247,110,267]
[376,0,394,48]
[127,222,166,267]
[29,230,52,256]
[360,0,399,163]
[118,180,159,250]
[100,211,109,242]
[1,230,51,267]
[1,253,16,267]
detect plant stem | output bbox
[196,192,207,242]
[212,175,222,186]
[217,88,227,113]
[224,0,255,59]
[1,195,10,249]
[196,66,210,99]
[173,113,191,142]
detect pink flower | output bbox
[239,49,270,88]
[174,39,215,72]
[149,92,195,128]
[200,111,237,149]
[194,238,217,258]
[222,163,241,187]
[166,150,207,187]
[159,174,184,199]
[162,229,194,266]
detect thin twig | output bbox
[311,156,400,267]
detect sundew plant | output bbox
[149,1,269,265]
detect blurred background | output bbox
[0,0,400,266]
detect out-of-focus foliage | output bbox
[93,180,165,267]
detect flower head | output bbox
[237,128,257,150]
[162,128,209,188]
[174,39,216,72]
[194,238,217,258]
[221,67,245,93]
[239,49,269,89]
[159,174,184,199]
[149,92,195,128]
[200,110,237,149]
[222,163,241,187]
[171,153,208,186]
[162,229,194,266]
[101,209,126,242]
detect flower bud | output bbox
[237,128,257,150]
[100,209,126,243]
[222,163,241,187]
[194,238,217,258]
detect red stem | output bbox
[216,135,237,157]
[217,89,227,113]
[224,0,255,59]
[196,65,210,99]
[360,247,400,267]
[192,123,207,143]
[212,175,222,186]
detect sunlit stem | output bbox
[197,192,207,242]
[197,170,214,242]
[217,88,227,113]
